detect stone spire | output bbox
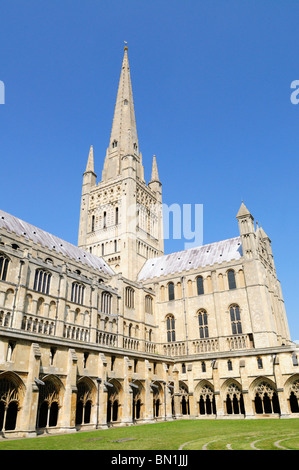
[101,45,142,181]
[109,45,139,155]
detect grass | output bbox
[0,418,298,450]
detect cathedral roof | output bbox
[0,209,115,276]
[137,236,243,281]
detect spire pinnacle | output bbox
[150,155,160,183]
[85,145,96,174]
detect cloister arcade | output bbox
[0,372,299,435]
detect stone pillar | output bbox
[212,360,225,417]
[97,353,108,427]
[13,259,28,330]
[239,359,255,418]
[55,266,68,338]
[121,356,133,424]
[59,349,78,432]
[19,343,42,436]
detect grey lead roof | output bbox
[138,237,243,281]
[0,209,115,276]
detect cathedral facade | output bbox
[0,47,298,438]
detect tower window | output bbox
[198,309,209,338]
[103,211,107,229]
[196,276,204,295]
[227,270,236,290]
[112,140,118,148]
[166,314,175,342]
[115,207,119,225]
[168,282,175,301]
[227,360,233,371]
[257,357,263,369]
[91,215,95,232]
[0,254,9,281]
[292,353,298,366]
[229,304,242,334]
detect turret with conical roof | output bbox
[78,146,97,247]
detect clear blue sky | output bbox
[0,0,298,340]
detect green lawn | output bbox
[0,418,298,450]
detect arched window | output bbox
[125,287,135,308]
[229,304,242,334]
[145,295,153,314]
[227,360,233,371]
[227,270,236,290]
[198,309,209,338]
[182,363,186,374]
[103,211,107,229]
[71,282,85,305]
[168,282,175,301]
[196,276,204,295]
[0,254,9,281]
[201,361,206,372]
[166,315,175,342]
[33,269,51,295]
[101,291,112,314]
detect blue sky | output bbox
[0,0,298,340]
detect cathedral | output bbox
[0,46,298,438]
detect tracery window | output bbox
[196,276,204,295]
[229,304,242,335]
[198,309,209,338]
[33,269,51,295]
[71,282,85,305]
[0,254,9,281]
[227,269,236,290]
[101,291,112,314]
[225,383,245,415]
[289,380,299,413]
[168,282,175,301]
[145,295,153,314]
[198,385,216,415]
[166,314,175,342]
[254,381,280,415]
[0,377,21,431]
[125,287,135,308]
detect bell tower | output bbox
[78,46,164,281]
